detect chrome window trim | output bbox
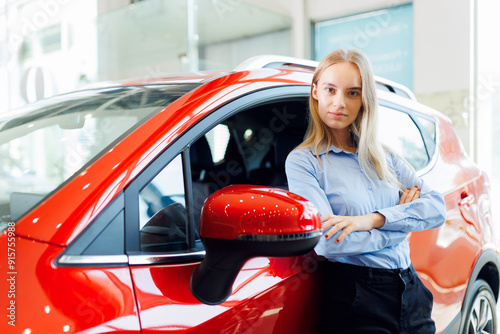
[58,254,128,265]
[58,251,207,266]
[234,55,318,72]
[128,250,206,265]
[416,116,441,177]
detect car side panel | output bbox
[411,116,485,333]
[131,255,320,333]
[0,235,141,333]
[468,173,495,246]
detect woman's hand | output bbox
[321,213,385,243]
[399,186,420,204]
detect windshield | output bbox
[0,84,199,227]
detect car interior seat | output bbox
[268,132,303,189]
[190,135,218,229]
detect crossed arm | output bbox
[285,149,446,257]
[322,186,420,243]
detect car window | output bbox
[138,126,235,254]
[205,124,230,163]
[378,106,430,171]
[190,100,308,200]
[190,126,246,230]
[416,116,436,142]
[139,154,189,253]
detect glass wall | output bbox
[0,0,292,114]
[476,0,500,221]
[96,0,292,79]
[196,0,292,70]
[96,0,188,81]
[0,0,98,113]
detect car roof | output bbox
[76,55,418,102]
[76,70,231,91]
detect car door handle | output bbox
[459,192,474,206]
[458,191,476,226]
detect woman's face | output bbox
[312,61,363,133]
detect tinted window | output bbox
[378,106,430,171]
[189,100,308,202]
[138,125,237,254]
[190,126,247,231]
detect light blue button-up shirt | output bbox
[285,145,446,269]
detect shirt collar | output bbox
[315,133,359,156]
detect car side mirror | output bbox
[190,185,321,305]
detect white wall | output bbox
[412,0,471,153]
[413,0,470,94]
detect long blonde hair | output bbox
[298,49,400,188]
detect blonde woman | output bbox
[285,49,446,333]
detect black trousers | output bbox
[318,261,435,334]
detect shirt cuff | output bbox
[376,207,406,231]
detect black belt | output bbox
[324,261,415,283]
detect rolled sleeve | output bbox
[314,228,407,257]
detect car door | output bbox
[126,88,321,333]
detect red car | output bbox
[1,56,498,334]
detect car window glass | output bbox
[139,154,188,253]
[190,127,241,232]
[136,124,251,255]
[205,124,230,163]
[416,116,437,142]
[378,106,429,171]
[190,101,308,201]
